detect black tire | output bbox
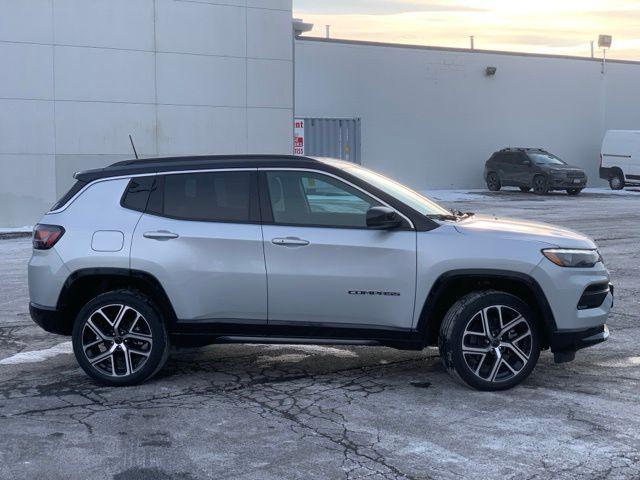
[609,172,625,190]
[519,186,531,193]
[72,290,169,386]
[486,172,501,191]
[532,175,549,195]
[438,290,540,391]
[566,188,582,196]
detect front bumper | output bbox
[549,176,587,189]
[29,302,73,336]
[550,324,609,363]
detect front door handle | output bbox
[272,237,310,247]
[143,230,179,241]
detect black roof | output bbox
[498,147,549,153]
[75,154,321,182]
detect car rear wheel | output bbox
[609,173,625,190]
[566,188,582,196]
[533,175,549,195]
[486,172,501,191]
[72,290,169,386]
[519,186,531,193]
[438,291,540,391]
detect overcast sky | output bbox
[293,0,640,60]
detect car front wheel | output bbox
[72,290,169,386]
[533,175,549,195]
[439,291,540,391]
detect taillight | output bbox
[33,224,65,250]
[599,153,603,168]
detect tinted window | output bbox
[121,177,155,212]
[161,171,253,222]
[266,171,380,228]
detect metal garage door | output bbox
[298,118,361,164]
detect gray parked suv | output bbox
[29,155,612,390]
[485,148,588,195]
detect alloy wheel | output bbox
[81,304,153,377]
[461,305,533,383]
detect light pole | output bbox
[598,34,612,74]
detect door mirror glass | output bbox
[366,206,402,229]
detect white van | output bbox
[600,130,640,189]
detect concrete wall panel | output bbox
[0,0,53,44]
[247,8,292,60]
[0,43,53,99]
[53,0,155,50]
[156,0,246,57]
[0,100,54,155]
[247,59,293,108]
[157,105,247,156]
[55,46,155,103]
[0,154,56,227]
[55,102,156,155]
[248,107,292,153]
[156,53,245,107]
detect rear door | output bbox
[260,168,417,331]
[500,152,520,185]
[130,169,267,326]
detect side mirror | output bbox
[522,159,532,166]
[366,206,403,230]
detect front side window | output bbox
[154,171,253,222]
[265,171,380,228]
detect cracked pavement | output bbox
[1,190,640,480]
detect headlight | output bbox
[542,248,602,268]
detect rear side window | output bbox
[50,180,87,211]
[121,177,156,212]
[151,171,256,223]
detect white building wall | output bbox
[295,38,640,191]
[0,0,293,227]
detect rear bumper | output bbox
[29,302,72,336]
[550,324,609,363]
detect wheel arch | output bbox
[417,269,555,349]
[57,268,178,333]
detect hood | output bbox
[453,214,596,249]
[538,164,584,174]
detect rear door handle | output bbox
[272,237,310,247]
[143,230,179,241]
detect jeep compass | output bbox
[28,155,612,390]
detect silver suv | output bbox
[28,155,613,390]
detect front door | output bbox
[260,169,417,331]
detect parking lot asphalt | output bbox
[1,189,640,480]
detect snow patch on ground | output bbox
[257,353,310,364]
[421,187,640,203]
[0,342,72,365]
[0,226,32,234]
[256,344,359,358]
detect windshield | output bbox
[320,159,452,217]
[527,152,566,166]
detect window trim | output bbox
[258,168,415,230]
